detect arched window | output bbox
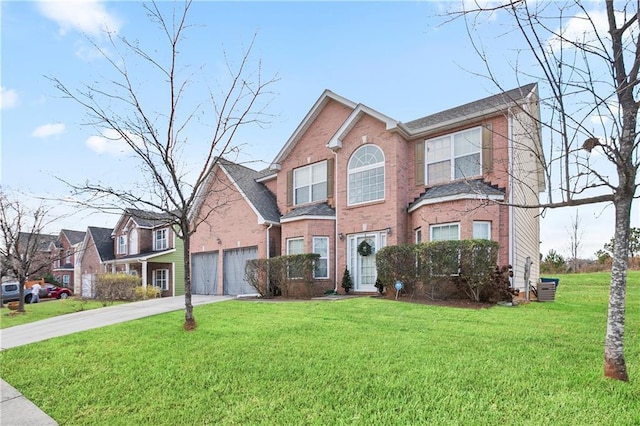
[348,144,385,205]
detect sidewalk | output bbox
[0,295,233,425]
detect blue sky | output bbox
[1,1,638,260]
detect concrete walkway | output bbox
[0,295,233,425]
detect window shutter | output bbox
[286,170,293,206]
[415,140,425,186]
[482,123,494,174]
[326,158,334,200]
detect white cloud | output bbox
[36,0,122,37]
[86,129,133,155]
[0,87,19,109]
[32,123,66,138]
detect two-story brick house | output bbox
[104,209,185,297]
[190,84,544,295]
[50,229,86,291]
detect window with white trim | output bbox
[117,235,127,255]
[152,269,169,291]
[312,237,329,279]
[294,161,327,205]
[430,223,460,241]
[348,145,385,205]
[426,127,482,184]
[286,238,304,279]
[415,228,422,244]
[473,221,491,240]
[154,228,169,251]
[62,275,70,286]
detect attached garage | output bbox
[192,251,219,295]
[223,246,258,295]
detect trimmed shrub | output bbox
[245,254,321,298]
[95,273,141,306]
[134,285,161,300]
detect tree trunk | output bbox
[604,195,632,382]
[182,229,196,331]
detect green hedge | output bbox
[245,254,320,297]
[376,240,500,302]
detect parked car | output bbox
[1,282,20,304]
[24,284,73,303]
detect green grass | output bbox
[0,272,638,425]
[0,298,122,329]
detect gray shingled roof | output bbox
[281,202,336,220]
[409,179,505,210]
[18,232,57,252]
[126,208,173,228]
[219,158,281,223]
[87,227,115,262]
[61,229,86,246]
[404,83,537,131]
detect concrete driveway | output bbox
[0,295,234,425]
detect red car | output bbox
[24,284,73,303]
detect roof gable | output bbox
[270,90,357,169]
[85,227,115,262]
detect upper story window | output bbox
[154,228,169,251]
[117,235,127,255]
[294,161,327,205]
[348,145,385,205]
[65,249,72,264]
[426,127,482,185]
[430,223,460,241]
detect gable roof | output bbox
[60,229,86,246]
[86,227,115,262]
[270,90,357,169]
[219,158,281,224]
[402,83,538,135]
[407,179,506,213]
[18,232,57,252]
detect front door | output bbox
[348,232,387,292]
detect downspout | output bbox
[266,223,273,297]
[333,149,340,293]
[507,109,516,291]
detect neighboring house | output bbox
[77,226,115,298]
[105,209,184,297]
[11,232,58,279]
[50,229,86,290]
[190,84,544,295]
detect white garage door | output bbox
[223,246,258,295]
[81,273,95,298]
[192,251,219,295]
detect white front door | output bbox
[348,232,387,292]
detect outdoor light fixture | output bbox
[338,233,345,241]
[386,227,392,235]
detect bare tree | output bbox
[566,210,585,272]
[0,190,56,312]
[449,1,639,381]
[50,1,276,330]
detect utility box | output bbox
[538,278,559,301]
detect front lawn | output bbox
[0,272,638,424]
[0,299,119,329]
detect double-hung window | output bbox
[117,235,127,255]
[286,238,304,279]
[430,223,460,241]
[473,221,491,240]
[154,228,168,251]
[153,269,169,291]
[348,145,385,205]
[426,127,482,184]
[294,161,327,205]
[312,237,329,279]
